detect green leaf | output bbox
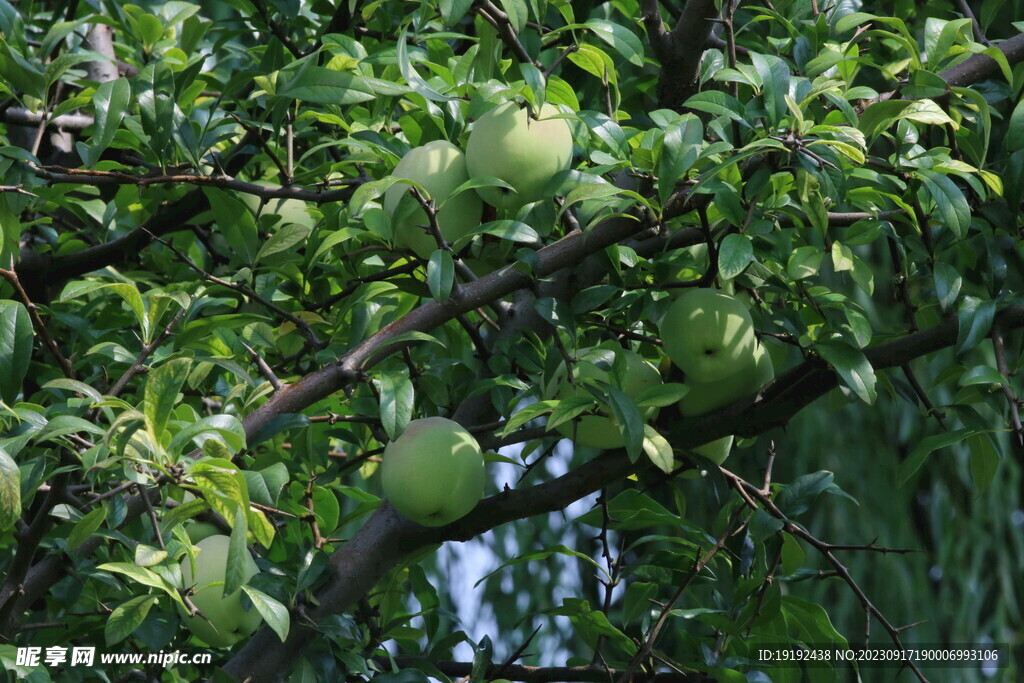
[816,341,877,404]
[642,424,674,473]
[585,19,644,67]
[658,114,702,204]
[439,0,474,25]
[956,296,995,353]
[67,507,106,551]
[634,383,688,408]
[427,249,455,301]
[36,415,106,442]
[683,90,746,122]
[474,544,605,587]
[787,246,824,280]
[775,471,835,517]
[255,222,313,264]
[933,262,961,311]
[241,585,291,642]
[957,365,1006,387]
[830,241,854,272]
[277,65,376,104]
[0,445,20,531]
[81,77,130,167]
[97,562,177,595]
[497,0,528,33]
[223,508,249,596]
[0,300,32,405]
[144,358,192,444]
[718,234,754,280]
[105,595,158,646]
[575,489,683,530]
[471,635,493,683]
[396,30,453,102]
[750,52,790,125]
[379,369,414,439]
[1007,95,1024,152]
[134,543,168,567]
[918,169,971,238]
[781,534,805,575]
[461,220,540,245]
[967,432,1000,492]
[898,429,973,484]
[604,384,644,460]
[547,395,597,431]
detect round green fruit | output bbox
[177,535,262,648]
[381,417,485,527]
[383,140,483,259]
[679,341,774,417]
[661,288,756,383]
[465,102,573,210]
[549,346,662,450]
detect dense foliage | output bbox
[1,0,1022,681]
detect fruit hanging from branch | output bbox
[465,101,574,210]
[381,417,486,527]
[661,288,757,383]
[383,140,483,258]
[177,535,263,648]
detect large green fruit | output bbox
[549,346,662,450]
[661,288,756,383]
[178,535,262,648]
[383,140,483,259]
[465,102,573,210]
[381,417,485,526]
[679,341,774,417]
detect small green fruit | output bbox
[661,288,756,383]
[381,417,485,526]
[177,535,262,648]
[465,102,573,210]
[549,346,662,450]
[383,140,483,259]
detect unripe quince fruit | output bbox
[383,140,483,259]
[679,341,774,417]
[465,102,573,210]
[177,535,263,648]
[381,417,485,527]
[661,288,756,383]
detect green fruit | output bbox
[661,288,756,383]
[381,417,485,526]
[465,102,573,209]
[177,535,262,648]
[383,140,483,259]
[692,435,734,465]
[679,341,774,417]
[549,346,662,450]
